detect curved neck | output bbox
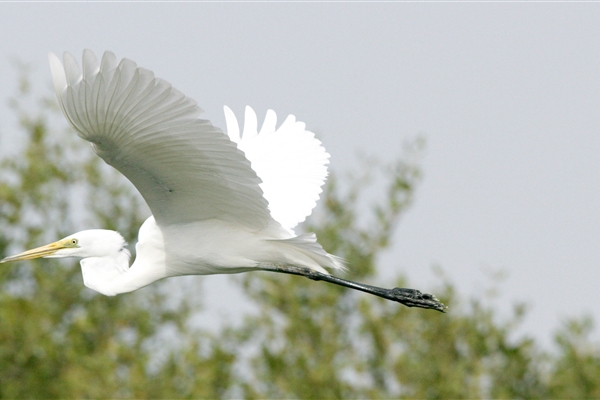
[80,252,167,296]
[80,217,168,296]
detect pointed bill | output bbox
[0,239,73,263]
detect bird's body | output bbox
[0,49,446,311]
[163,219,333,276]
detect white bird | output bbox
[1,50,444,311]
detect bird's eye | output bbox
[71,238,78,245]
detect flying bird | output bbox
[1,50,445,312]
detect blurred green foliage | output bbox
[0,75,599,398]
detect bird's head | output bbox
[1,230,128,263]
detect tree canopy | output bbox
[0,74,598,398]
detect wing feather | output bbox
[225,106,330,232]
[50,50,273,230]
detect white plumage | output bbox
[0,49,448,313]
[0,50,344,296]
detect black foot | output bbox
[389,287,448,312]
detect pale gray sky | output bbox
[1,3,599,348]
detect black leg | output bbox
[257,264,447,313]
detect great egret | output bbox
[1,50,445,312]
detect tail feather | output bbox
[268,233,346,274]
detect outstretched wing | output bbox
[49,50,273,230]
[224,106,329,233]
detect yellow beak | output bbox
[0,239,70,263]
